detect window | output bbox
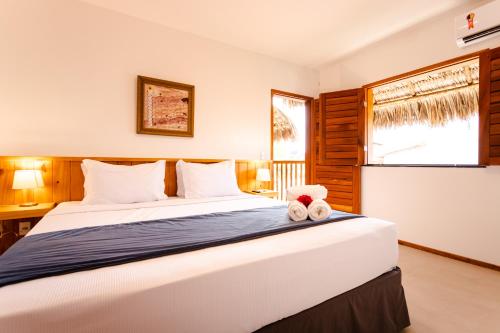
[367,58,479,165]
[272,94,307,161]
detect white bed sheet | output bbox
[0,195,398,333]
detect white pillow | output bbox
[180,160,241,199]
[176,160,186,197]
[81,159,167,204]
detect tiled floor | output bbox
[399,245,500,333]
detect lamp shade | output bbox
[256,168,271,182]
[12,170,44,190]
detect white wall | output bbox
[319,1,499,92]
[0,0,318,160]
[319,2,500,265]
[362,167,500,265]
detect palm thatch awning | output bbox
[273,106,297,141]
[373,61,479,128]
[281,98,306,109]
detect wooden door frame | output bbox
[270,89,314,184]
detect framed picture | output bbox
[137,76,194,137]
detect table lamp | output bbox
[256,168,271,191]
[12,169,44,207]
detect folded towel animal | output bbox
[286,185,328,201]
[307,199,332,221]
[288,200,308,222]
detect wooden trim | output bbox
[305,98,312,184]
[0,156,271,205]
[270,160,306,163]
[0,156,253,162]
[365,88,374,164]
[488,46,500,165]
[271,89,314,101]
[310,99,319,184]
[479,50,491,165]
[364,50,488,89]
[352,166,361,214]
[321,88,360,99]
[490,156,500,164]
[270,89,313,184]
[318,93,326,164]
[356,89,366,166]
[270,90,274,163]
[399,240,499,272]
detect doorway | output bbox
[271,89,312,200]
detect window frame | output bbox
[270,89,313,181]
[362,50,489,167]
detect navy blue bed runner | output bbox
[0,206,362,287]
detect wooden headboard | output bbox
[0,157,272,205]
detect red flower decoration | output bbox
[297,194,313,208]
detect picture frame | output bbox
[137,75,195,137]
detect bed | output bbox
[0,194,409,332]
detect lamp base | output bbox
[19,202,38,207]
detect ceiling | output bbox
[82,0,472,68]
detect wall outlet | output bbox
[19,221,31,236]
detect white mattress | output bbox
[0,195,398,333]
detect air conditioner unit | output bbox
[455,0,500,48]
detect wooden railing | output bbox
[273,160,306,201]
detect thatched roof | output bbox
[273,106,297,141]
[281,98,305,109]
[374,85,478,128]
[373,62,479,128]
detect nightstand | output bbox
[0,202,56,254]
[244,190,279,199]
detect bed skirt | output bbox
[255,267,410,333]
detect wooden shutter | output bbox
[314,88,365,213]
[480,46,500,165]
